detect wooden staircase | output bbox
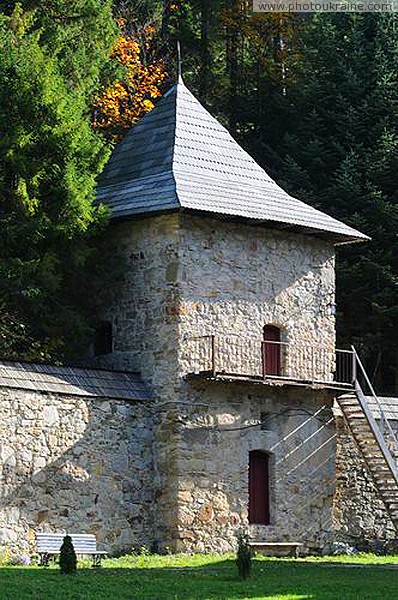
[337,381,398,531]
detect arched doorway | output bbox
[262,325,281,376]
[248,450,270,525]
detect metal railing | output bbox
[185,335,355,385]
[352,346,398,462]
[185,335,398,469]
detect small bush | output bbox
[59,535,77,574]
[236,530,252,580]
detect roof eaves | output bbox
[179,206,369,245]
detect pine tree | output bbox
[59,535,77,574]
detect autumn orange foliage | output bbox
[94,24,167,142]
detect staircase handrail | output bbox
[353,383,398,484]
[352,345,398,461]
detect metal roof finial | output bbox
[176,40,183,83]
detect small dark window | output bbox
[94,321,113,356]
[249,450,270,525]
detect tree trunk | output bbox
[226,20,239,134]
[161,0,171,40]
[200,0,211,100]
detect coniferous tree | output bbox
[59,535,77,574]
[0,3,117,361]
[275,14,398,392]
[2,1,397,386]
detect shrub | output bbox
[236,530,252,580]
[59,535,77,574]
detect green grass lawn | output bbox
[0,553,397,600]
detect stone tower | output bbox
[95,80,367,552]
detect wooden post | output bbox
[351,348,357,385]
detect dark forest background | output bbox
[1,1,397,392]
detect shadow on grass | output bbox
[0,558,396,600]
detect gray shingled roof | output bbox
[97,80,368,245]
[0,361,151,401]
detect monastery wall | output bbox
[93,213,341,552]
[0,385,396,554]
[0,387,155,553]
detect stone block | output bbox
[197,504,214,523]
[42,406,59,427]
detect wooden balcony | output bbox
[185,335,355,391]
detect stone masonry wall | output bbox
[94,213,397,551]
[173,380,336,552]
[96,213,336,384]
[0,388,154,553]
[0,210,393,551]
[92,215,185,545]
[1,213,395,554]
[171,215,338,550]
[95,214,182,388]
[177,215,336,381]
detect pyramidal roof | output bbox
[97,80,368,245]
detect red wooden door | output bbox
[262,325,281,376]
[248,451,270,525]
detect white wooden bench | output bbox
[249,541,304,558]
[36,533,107,567]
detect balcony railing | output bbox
[185,335,354,386]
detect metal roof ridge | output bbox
[170,83,182,210]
